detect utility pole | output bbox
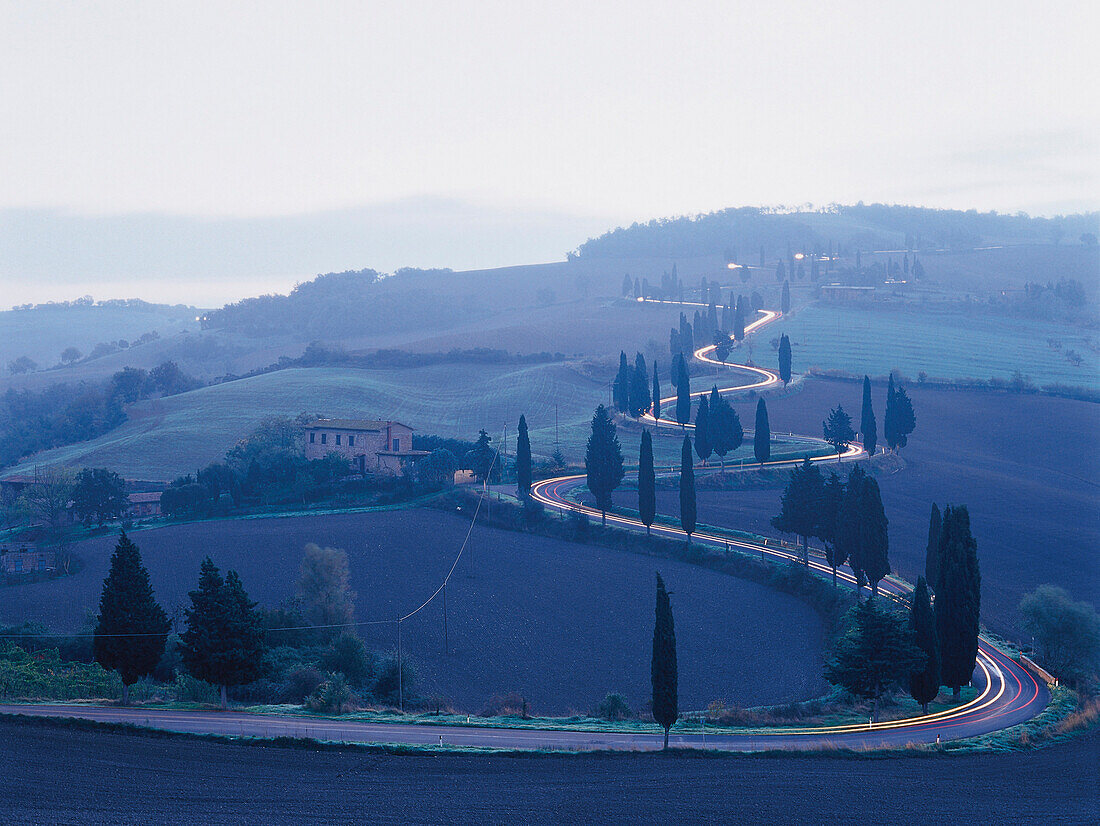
[397,618,403,712]
[554,405,559,446]
[442,582,448,655]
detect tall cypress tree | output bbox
[936,506,981,699]
[771,457,824,566]
[860,376,877,455]
[817,472,846,586]
[679,436,696,542]
[651,573,678,749]
[884,374,897,449]
[778,334,792,386]
[584,405,625,526]
[629,353,650,417]
[909,576,941,712]
[753,398,771,463]
[925,503,942,589]
[781,280,791,314]
[884,376,916,451]
[638,430,656,536]
[651,362,661,419]
[837,465,867,596]
[733,299,746,341]
[694,396,712,464]
[181,557,265,709]
[94,531,170,706]
[859,475,891,595]
[675,357,691,428]
[613,351,630,412]
[516,414,532,498]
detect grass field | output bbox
[777,304,1098,389]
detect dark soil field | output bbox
[609,378,1100,635]
[0,717,1095,825]
[1,510,824,714]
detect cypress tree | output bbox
[94,531,170,706]
[651,573,678,749]
[679,436,696,542]
[707,302,719,337]
[778,334,792,386]
[776,261,786,283]
[860,376,877,455]
[613,351,630,412]
[675,357,691,428]
[817,472,846,586]
[651,362,661,419]
[671,352,685,390]
[753,398,770,463]
[584,405,625,526]
[925,503,942,589]
[859,475,891,595]
[936,506,981,699]
[181,558,265,709]
[669,328,681,361]
[909,577,941,712]
[629,353,650,417]
[884,376,916,451]
[781,280,791,314]
[837,465,866,596]
[516,414,532,498]
[822,405,856,460]
[771,458,824,566]
[694,396,712,465]
[721,302,733,333]
[638,430,656,536]
[622,273,633,296]
[884,375,897,449]
[733,300,746,341]
[708,386,742,470]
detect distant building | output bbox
[126,492,162,518]
[303,418,429,476]
[0,542,56,577]
[819,284,877,302]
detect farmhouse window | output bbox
[348,435,354,447]
[309,432,315,443]
[392,438,400,451]
[336,434,341,445]
[321,433,327,444]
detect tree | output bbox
[778,334,792,385]
[629,353,650,417]
[417,448,457,488]
[775,261,786,283]
[781,280,791,314]
[838,467,890,596]
[924,503,942,589]
[516,414,532,498]
[675,357,691,428]
[1020,585,1100,684]
[584,405,624,525]
[753,398,770,463]
[771,458,824,566]
[860,376,877,456]
[297,544,356,632]
[72,467,128,526]
[613,351,630,413]
[714,331,731,362]
[651,573,678,749]
[465,429,501,484]
[20,466,76,573]
[638,430,656,536]
[818,472,846,586]
[822,405,856,460]
[622,273,633,296]
[708,387,742,470]
[651,362,661,419]
[678,436,696,541]
[733,301,746,341]
[693,396,712,465]
[909,577,941,712]
[60,346,82,365]
[884,376,916,451]
[824,598,926,722]
[8,355,37,375]
[935,505,981,699]
[93,531,170,705]
[181,558,266,708]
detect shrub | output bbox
[373,655,416,705]
[595,692,632,721]
[320,634,374,687]
[283,667,326,703]
[1020,585,1100,685]
[305,673,357,715]
[480,692,531,718]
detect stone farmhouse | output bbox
[304,418,429,476]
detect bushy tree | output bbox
[60,346,82,365]
[297,544,356,633]
[465,429,501,484]
[860,376,877,455]
[678,436,696,541]
[935,506,981,699]
[181,558,265,708]
[909,577,941,712]
[1020,585,1100,685]
[516,414,532,498]
[584,405,624,525]
[822,405,856,460]
[825,598,925,722]
[72,467,128,526]
[638,430,656,536]
[771,458,824,566]
[753,398,770,463]
[418,448,457,488]
[651,573,678,749]
[93,532,170,705]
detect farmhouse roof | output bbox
[127,492,162,504]
[305,418,416,432]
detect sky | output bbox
[1,1,1097,306]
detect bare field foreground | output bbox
[1,510,824,714]
[0,717,1095,825]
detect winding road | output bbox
[1,299,1050,751]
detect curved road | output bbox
[1,301,1050,751]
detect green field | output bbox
[777,304,1098,389]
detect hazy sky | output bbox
[1,1,1096,304]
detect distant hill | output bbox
[572,204,1100,261]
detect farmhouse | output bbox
[126,492,162,518]
[0,542,56,577]
[304,418,429,475]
